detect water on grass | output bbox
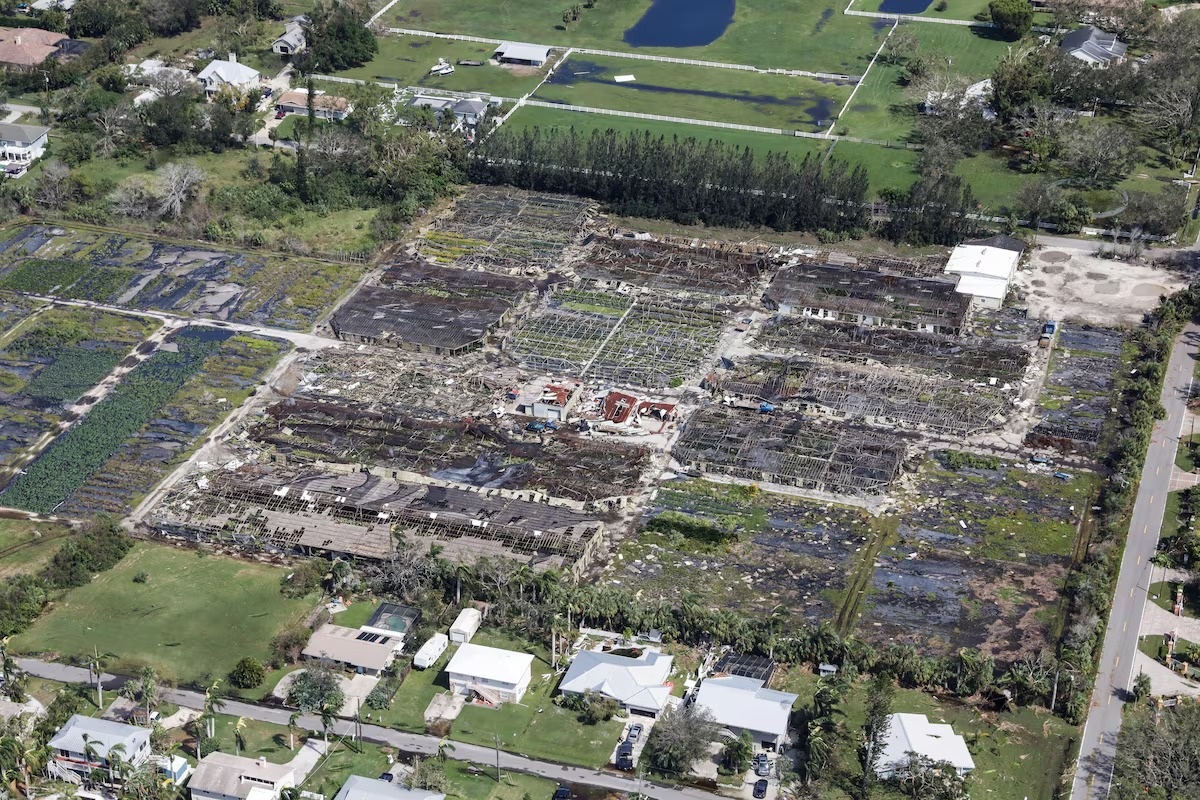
[548,58,836,127]
[879,0,933,12]
[623,0,735,48]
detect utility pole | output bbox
[493,734,501,784]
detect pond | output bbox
[878,0,933,12]
[623,0,735,48]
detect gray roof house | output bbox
[48,715,152,776]
[272,17,308,56]
[1060,26,1127,67]
[333,776,445,800]
[692,675,798,750]
[560,649,674,718]
[188,751,297,800]
[0,121,49,177]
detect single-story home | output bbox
[692,675,798,751]
[445,642,534,704]
[407,95,493,132]
[1060,25,1127,68]
[876,713,975,779]
[197,55,261,97]
[333,775,445,800]
[275,89,352,120]
[493,42,550,67]
[302,623,404,675]
[943,239,1023,310]
[449,608,481,644]
[0,26,70,68]
[559,648,674,718]
[188,751,296,800]
[31,0,76,10]
[0,122,49,175]
[48,715,152,779]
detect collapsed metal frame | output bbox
[506,288,727,389]
[673,407,906,496]
[755,317,1031,384]
[576,236,768,298]
[418,190,593,273]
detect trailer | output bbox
[413,633,450,669]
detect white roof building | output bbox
[48,715,152,776]
[196,57,261,95]
[877,713,976,778]
[445,642,534,704]
[559,648,674,717]
[333,775,445,800]
[413,633,449,669]
[692,675,798,750]
[449,607,481,643]
[943,240,1023,310]
[494,42,550,66]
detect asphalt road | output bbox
[1071,323,1200,800]
[17,658,725,800]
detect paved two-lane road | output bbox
[17,658,729,800]
[1072,323,1200,799]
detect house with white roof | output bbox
[559,648,674,718]
[333,775,445,800]
[943,236,1025,310]
[188,751,297,800]
[445,642,534,704]
[876,713,975,778]
[48,715,152,780]
[692,675,798,751]
[196,55,261,97]
[272,16,308,56]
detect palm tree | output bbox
[804,722,833,785]
[106,743,127,786]
[203,681,226,739]
[85,648,119,710]
[287,713,300,751]
[233,718,247,757]
[80,733,101,787]
[0,728,44,799]
[436,737,455,762]
[319,705,335,744]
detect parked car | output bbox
[753,780,769,799]
[262,87,273,97]
[275,109,287,119]
[615,741,635,770]
[378,773,394,783]
[754,756,771,777]
[553,788,570,800]
[627,723,643,743]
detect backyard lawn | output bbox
[12,542,316,684]
[209,714,303,764]
[299,739,391,800]
[532,54,852,132]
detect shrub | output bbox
[228,657,266,689]
[935,0,948,10]
[132,571,149,583]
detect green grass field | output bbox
[0,518,74,579]
[383,0,884,74]
[855,0,992,21]
[533,54,851,132]
[336,36,549,97]
[12,542,316,684]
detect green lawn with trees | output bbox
[12,542,317,685]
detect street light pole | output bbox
[493,734,501,784]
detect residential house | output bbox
[692,675,798,751]
[445,642,534,704]
[0,122,49,178]
[196,55,261,97]
[272,16,308,56]
[407,95,492,133]
[47,715,152,781]
[333,775,445,800]
[302,622,404,675]
[559,648,674,718]
[875,713,975,778]
[1060,26,1127,67]
[493,42,550,67]
[0,26,69,68]
[943,239,1024,310]
[188,752,296,800]
[31,0,76,10]
[275,89,353,120]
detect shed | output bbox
[449,607,482,643]
[494,42,550,67]
[414,633,449,669]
